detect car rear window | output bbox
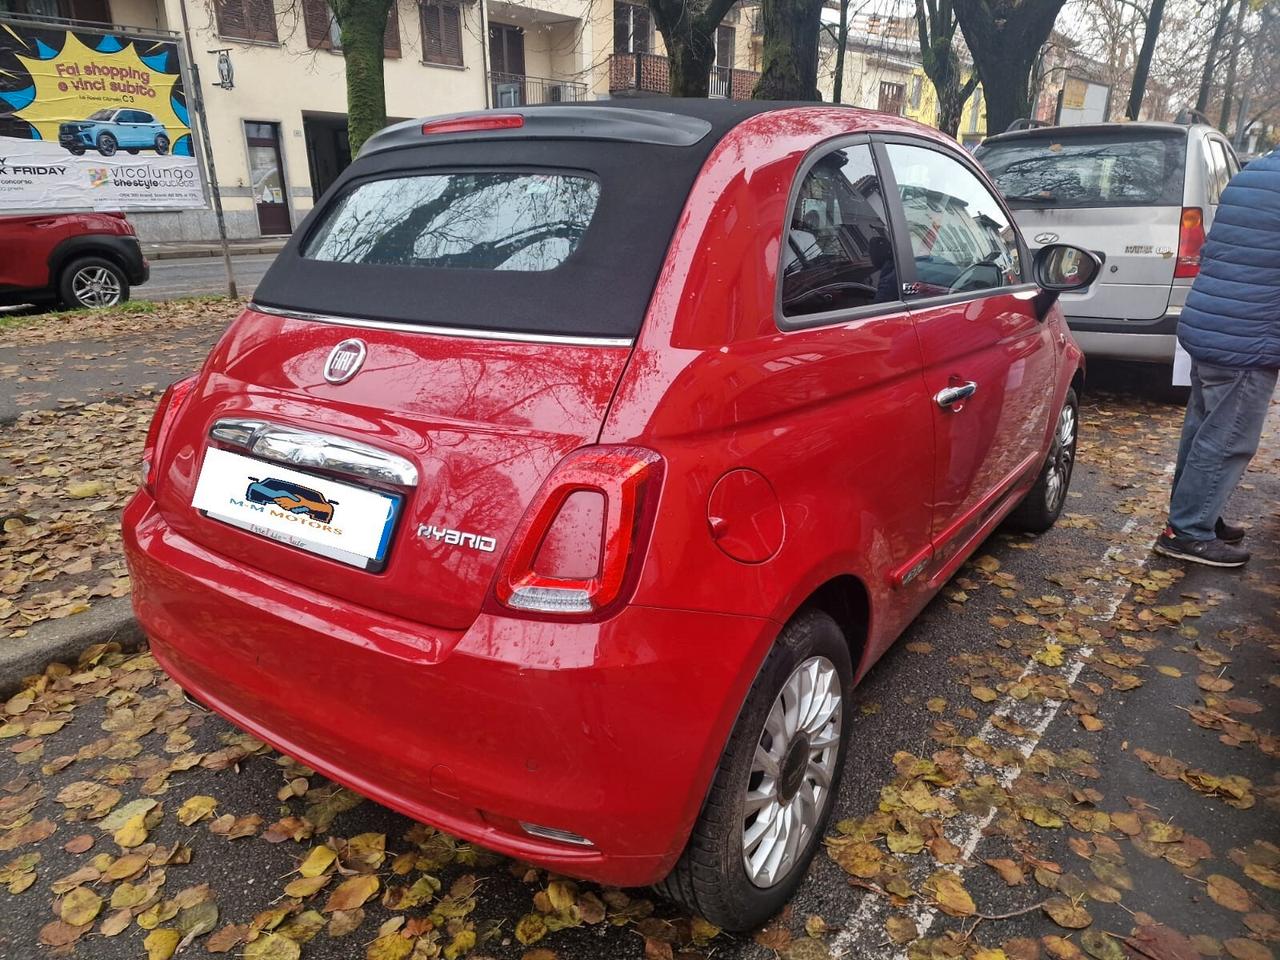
[977,132,1186,209]
[304,172,601,272]
[252,136,720,340]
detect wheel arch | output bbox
[788,574,872,680]
[48,236,135,283]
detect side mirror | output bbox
[1033,243,1101,292]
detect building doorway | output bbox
[244,121,291,236]
[303,114,351,201]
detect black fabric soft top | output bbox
[251,100,817,340]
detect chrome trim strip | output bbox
[209,418,419,487]
[248,302,636,349]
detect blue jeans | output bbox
[1169,360,1278,540]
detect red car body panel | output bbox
[123,104,1084,886]
[0,211,148,304]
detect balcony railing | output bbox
[489,72,588,107]
[608,53,758,100]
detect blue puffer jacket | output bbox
[1178,148,1280,369]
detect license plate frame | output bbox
[192,447,403,572]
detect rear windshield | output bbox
[304,172,601,272]
[977,133,1186,209]
[252,137,716,340]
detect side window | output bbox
[886,142,1022,297]
[1209,140,1233,199]
[781,143,899,318]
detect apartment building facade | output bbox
[1,0,760,239]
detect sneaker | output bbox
[1215,518,1246,544]
[1153,526,1250,567]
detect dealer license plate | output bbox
[192,447,401,571]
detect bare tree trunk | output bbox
[648,0,738,97]
[332,0,393,154]
[1195,0,1233,115]
[1218,0,1247,130]
[1126,0,1166,120]
[755,0,826,98]
[832,0,850,102]
[916,0,979,137]
[953,0,1069,136]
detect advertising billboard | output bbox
[0,18,207,211]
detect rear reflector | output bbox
[1174,207,1205,278]
[421,114,524,136]
[492,446,664,621]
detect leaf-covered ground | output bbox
[0,320,1276,960]
[1,299,240,638]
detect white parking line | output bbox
[830,464,1174,956]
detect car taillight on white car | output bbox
[491,446,664,621]
[142,375,197,494]
[1174,207,1205,278]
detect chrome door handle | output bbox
[935,381,978,410]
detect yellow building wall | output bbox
[902,66,986,144]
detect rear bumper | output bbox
[1065,311,1179,362]
[123,492,773,886]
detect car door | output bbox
[878,137,1057,567]
[117,110,144,147]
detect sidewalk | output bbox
[141,237,289,260]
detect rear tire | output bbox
[1006,388,1078,534]
[155,134,170,155]
[655,608,852,931]
[58,256,128,309]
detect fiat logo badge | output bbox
[323,339,366,384]
[1034,232,1060,244]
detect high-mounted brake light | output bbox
[142,375,197,494]
[421,114,524,137]
[1174,207,1205,278]
[492,446,664,620]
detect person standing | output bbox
[1155,148,1280,567]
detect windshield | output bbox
[88,109,115,121]
[977,133,1186,208]
[304,172,601,271]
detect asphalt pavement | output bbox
[135,253,276,303]
[0,342,1276,958]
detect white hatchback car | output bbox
[976,119,1241,368]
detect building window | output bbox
[909,74,923,110]
[613,0,651,55]
[1,0,110,18]
[303,0,399,57]
[715,24,734,69]
[214,0,279,44]
[878,80,905,116]
[420,0,462,66]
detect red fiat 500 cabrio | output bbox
[124,100,1093,930]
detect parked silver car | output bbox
[976,120,1241,366]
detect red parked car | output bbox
[123,101,1093,929]
[0,212,149,309]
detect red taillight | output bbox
[1175,207,1205,278]
[421,114,523,136]
[492,446,664,620]
[142,375,197,494]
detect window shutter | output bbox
[302,0,332,48]
[214,0,251,40]
[246,0,279,42]
[441,3,461,65]
[421,1,461,65]
[384,1,400,58]
[420,2,442,62]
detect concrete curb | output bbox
[0,597,145,696]
[144,244,286,261]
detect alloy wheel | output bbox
[1044,402,1076,513]
[70,266,122,308]
[742,655,842,888]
